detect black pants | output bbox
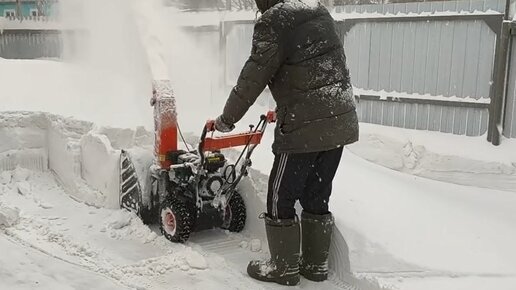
[267,147,344,219]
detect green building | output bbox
[0,0,55,18]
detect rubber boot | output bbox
[300,211,334,282]
[247,215,300,286]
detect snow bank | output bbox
[0,111,154,209]
[0,205,20,228]
[80,132,121,209]
[332,151,516,282]
[349,123,516,192]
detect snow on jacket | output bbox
[222,0,359,153]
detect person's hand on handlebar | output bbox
[214,115,235,133]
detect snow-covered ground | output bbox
[0,169,267,290]
[0,111,356,290]
[2,0,516,289]
[1,108,515,290]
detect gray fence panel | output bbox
[378,22,394,91]
[0,32,62,59]
[412,22,429,94]
[343,19,496,99]
[463,20,482,98]
[477,24,497,99]
[450,21,468,97]
[333,0,506,14]
[358,99,489,135]
[504,35,516,138]
[400,22,416,94]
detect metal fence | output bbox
[222,10,503,137]
[333,0,508,14]
[0,30,62,59]
[340,19,495,100]
[503,27,516,138]
[337,13,504,136]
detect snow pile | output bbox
[330,151,516,290]
[250,239,262,252]
[348,123,516,192]
[0,169,267,290]
[105,210,134,230]
[0,205,20,228]
[0,111,154,209]
[184,247,209,270]
[0,171,11,185]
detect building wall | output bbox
[1,3,34,17]
[0,1,53,17]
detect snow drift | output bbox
[0,111,154,209]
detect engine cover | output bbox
[205,152,226,172]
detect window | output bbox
[4,9,15,17]
[30,9,39,17]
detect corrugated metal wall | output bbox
[503,34,516,138]
[341,20,496,99]
[357,100,489,136]
[334,0,507,14]
[0,31,62,59]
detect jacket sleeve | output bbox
[222,16,284,124]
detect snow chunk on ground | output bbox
[239,240,249,249]
[12,166,31,182]
[0,171,11,185]
[105,210,133,230]
[185,247,208,270]
[0,205,20,227]
[17,181,31,196]
[250,239,262,252]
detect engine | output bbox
[168,151,229,200]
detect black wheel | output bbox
[222,192,246,232]
[159,195,194,243]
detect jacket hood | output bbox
[255,0,282,13]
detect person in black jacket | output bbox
[215,0,359,286]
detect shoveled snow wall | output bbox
[80,132,121,209]
[0,111,154,209]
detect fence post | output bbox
[488,0,512,145]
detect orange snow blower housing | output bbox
[151,80,178,169]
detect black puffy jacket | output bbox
[222,0,359,153]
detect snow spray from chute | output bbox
[119,0,179,215]
[127,0,179,168]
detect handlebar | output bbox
[204,111,276,134]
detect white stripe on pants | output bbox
[272,153,288,218]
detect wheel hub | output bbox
[223,203,233,228]
[162,208,177,236]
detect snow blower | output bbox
[120,80,276,243]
